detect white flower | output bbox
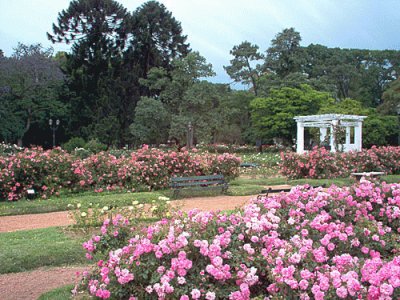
[81,212,87,217]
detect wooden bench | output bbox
[170,174,228,198]
[351,172,385,182]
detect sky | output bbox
[1,0,399,87]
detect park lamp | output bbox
[49,119,60,126]
[49,118,60,148]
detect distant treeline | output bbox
[0,0,399,148]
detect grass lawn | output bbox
[37,285,75,300]
[0,227,88,274]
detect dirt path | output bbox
[0,195,257,233]
[0,266,85,300]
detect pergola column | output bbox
[296,121,304,154]
[330,120,338,152]
[319,127,327,143]
[345,126,351,149]
[354,121,362,151]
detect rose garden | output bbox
[0,143,399,299]
[1,1,400,299]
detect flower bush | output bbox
[280,146,400,179]
[77,181,400,299]
[0,145,241,201]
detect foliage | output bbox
[363,115,398,147]
[78,181,400,299]
[379,77,400,115]
[47,0,189,146]
[140,52,221,144]
[62,137,86,152]
[280,146,400,179]
[224,41,264,95]
[84,139,108,153]
[250,84,334,143]
[130,97,170,145]
[130,0,190,76]
[0,43,66,146]
[265,27,304,78]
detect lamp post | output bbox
[49,118,60,148]
[397,105,400,146]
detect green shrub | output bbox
[62,137,86,152]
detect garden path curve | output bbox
[0,195,256,233]
[0,194,258,299]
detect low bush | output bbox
[280,146,400,179]
[77,181,400,299]
[62,137,87,153]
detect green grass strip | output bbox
[0,227,87,274]
[37,285,74,300]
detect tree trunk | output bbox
[18,109,32,147]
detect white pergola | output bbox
[294,114,367,154]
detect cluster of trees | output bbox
[0,0,399,148]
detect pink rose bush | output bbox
[0,145,241,201]
[280,146,400,179]
[78,181,400,299]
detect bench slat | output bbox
[171,175,224,182]
[172,180,225,188]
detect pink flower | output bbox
[205,291,216,300]
[336,286,348,298]
[299,279,309,290]
[191,289,201,299]
[380,283,394,296]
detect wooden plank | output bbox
[172,181,224,188]
[171,175,224,182]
